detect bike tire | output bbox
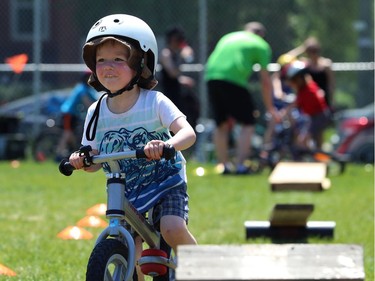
[32,128,63,161]
[86,239,131,281]
[327,158,346,175]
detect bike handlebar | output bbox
[59,144,176,177]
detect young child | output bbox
[284,60,331,149]
[68,14,197,279]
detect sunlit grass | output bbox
[0,160,373,280]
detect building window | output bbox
[10,0,49,42]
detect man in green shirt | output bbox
[205,22,277,174]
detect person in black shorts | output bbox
[205,22,278,174]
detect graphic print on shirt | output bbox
[98,126,182,213]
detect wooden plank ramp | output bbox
[269,162,331,191]
[176,244,364,281]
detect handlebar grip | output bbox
[135,144,176,160]
[59,158,76,176]
[135,149,147,159]
[162,144,176,160]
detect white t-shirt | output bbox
[82,88,187,213]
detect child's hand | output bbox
[69,150,99,171]
[144,140,166,160]
[69,151,85,170]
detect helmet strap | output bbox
[85,92,106,141]
[85,56,145,141]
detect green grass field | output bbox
[0,160,373,280]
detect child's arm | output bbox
[280,100,297,120]
[168,116,196,150]
[143,116,196,160]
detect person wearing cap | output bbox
[55,71,98,161]
[205,21,278,174]
[68,14,197,279]
[284,60,331,150]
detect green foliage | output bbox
[0,160,373,280]
[292,0,360,61]
[334,89,356,110]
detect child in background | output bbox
[68,14,197,279]
[284,60,331,150]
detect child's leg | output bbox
[160,215,197,253]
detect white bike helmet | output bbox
[285,60,307,79]
[83,14,158,94]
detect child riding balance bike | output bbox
[64,14,197,280]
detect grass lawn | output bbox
[0,159,373,280]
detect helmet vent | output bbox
[92,19,102,29]
[113,18,123,24]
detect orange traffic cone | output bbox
[57,226,93,240]
[76,215,107,228]
[86,203,107,216]
[0,263,17,276]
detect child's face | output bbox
[95,40,136,93]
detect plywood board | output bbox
[176,244,364,281]
[269,162,330,191]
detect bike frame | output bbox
[92,150,160,246]
[60,148,176,281]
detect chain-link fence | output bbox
[0,0,373,115]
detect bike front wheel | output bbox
[86,239,132,281]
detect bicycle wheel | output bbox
[86,239,131,281]
[327,159,346,175]
[32,128,63,161]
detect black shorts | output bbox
[309,109,332,139]
[207,80,256,126]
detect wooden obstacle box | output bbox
[245,204,335,240]
[269,162,331,191]
[176,244,365,281]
